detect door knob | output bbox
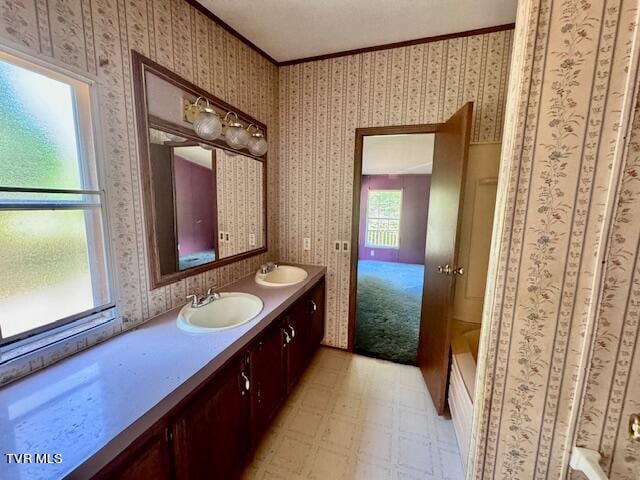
[453,266,465,276]
[437,264,452,275]
[630,413,640,441]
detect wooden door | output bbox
[418,102,473,415]
[251,320,286,443]
[172,354,251,480]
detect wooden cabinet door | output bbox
[251,320,286,442]
[172,354,251,480]
[309,280,325,348]
[284,307,310,392]
[96,427,173,480]
[285,283,327,391]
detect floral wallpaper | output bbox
[215,148,265,258]
[0,0,278,385]
[470,0,640,479]
[277,28,514,349]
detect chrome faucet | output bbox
[186,288,221,308]
[259,261,279,274]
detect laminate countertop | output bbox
[0,264,326,480]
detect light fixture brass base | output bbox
[182,98,200,123]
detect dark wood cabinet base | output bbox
[97,277,325,479]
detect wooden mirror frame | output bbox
[131,50,268,289]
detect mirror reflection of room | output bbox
[148,128,265,276]
[173,145,216,270]
[215,149,265,259]
[149,129,216,274]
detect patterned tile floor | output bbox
[242,347,465,480]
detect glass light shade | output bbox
[198,143,213,150]
[248,133,268,156]
[193,109,221,140]
[225,124,250,149]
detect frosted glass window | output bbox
[0,51,113,348]
[0,60,87,190]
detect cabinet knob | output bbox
[311,300,317,312]
[283,329,291,346]
[289,324,296,339]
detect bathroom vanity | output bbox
[96,273,324,480]
[0,266,325,480]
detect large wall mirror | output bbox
[132,52,267,288]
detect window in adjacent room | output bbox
[0,48,115,358]
[365,189,402,249]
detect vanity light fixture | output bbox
[183,97,267,156]
[191,97,222,140]
[247,124,268,156]
[223,112,250,149]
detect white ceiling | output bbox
[197,0,517,62]
[362,134,434,175]
[174,146,213,169]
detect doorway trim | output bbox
[347,123,441,351]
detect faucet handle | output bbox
[186,294,198,307]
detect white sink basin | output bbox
[255,265,308,287]
[177,292,263,333]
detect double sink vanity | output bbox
[0,264,325,480]
[177,264,308,333]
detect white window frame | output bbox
[365,188,403,250]
[0,42,120,365]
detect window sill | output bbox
[0,313,122,386]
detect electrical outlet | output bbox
[370,250,375,257]
[249,233,256,246]
[334,241,341,252]
[343,241,349,251]
[303,237,311,250]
